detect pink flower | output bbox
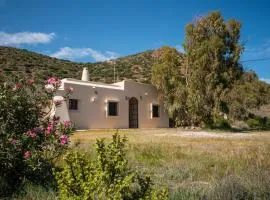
[45,77,61,92]
[59,135,69,145]
[27,79,34,86]
[47,77,61,86]
[63,120,72,128]
[23,151,31,159]
[45,123,54,136]
[26,130,37,138]
[54,100,62,107]
[14,83,23,90]
[65,86,74,93]
[10,139,18,145]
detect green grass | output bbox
[12,183,57,200]
[17,129,270,199]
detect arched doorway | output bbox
[129,97,138,128]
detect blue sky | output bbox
[1,0,270,81]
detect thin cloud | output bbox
[0,31,55,46]
[260,78,270,84]
[50,47,119,62]
[105,51,119,58]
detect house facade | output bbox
[54,68,169,129]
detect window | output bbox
[69,99,78,110]
[152,105,159,118]
[108,101,118,116]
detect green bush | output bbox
[265,117,270,128]
[247,116,270,130]
[54,133,168,200]
[0,78,73,197]
[213,117,231,130]
[247,118,261,129]
[205,117,231,130]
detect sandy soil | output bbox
[75,128,270,140]
[153,129,270,139]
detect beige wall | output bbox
[55,80,169,129]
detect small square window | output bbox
[152,105,159,118]
[69,99,78,110]
[108,102,118,116]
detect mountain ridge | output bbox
[0,46,155,84]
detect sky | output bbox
[1,0,270,81]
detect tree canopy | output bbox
[152,11,270,128]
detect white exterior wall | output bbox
[55,79,169,129]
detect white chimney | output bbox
[81,67,89,81]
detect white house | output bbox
[55,68,169,129]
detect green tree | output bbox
[151,47,190,126]
[184,11,244,126]
[152,12,270,128]
[222,71,270,120]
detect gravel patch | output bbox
[154,131,265,139]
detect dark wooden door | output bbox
[129,97,138,128]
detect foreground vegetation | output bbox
[15,129,270,199]
[55,133,168,200]
[0,78,74,197]
[68,129,270,199]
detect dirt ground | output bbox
[153,129,270,139]
[74,128,270,141]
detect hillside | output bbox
[1,46,270,119]
[0,46,155,84]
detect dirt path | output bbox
[152,129,270,139]
[74,128,270,141]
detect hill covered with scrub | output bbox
[0,46,155,84]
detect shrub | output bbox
[265,117,270,129]
[0,78,73,197]
[247,116,270,130]
[205,117,231,130]
[54,133,168,200]
[213,117,231,130]
[247,118,261,129]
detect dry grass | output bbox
[71,129,270,199]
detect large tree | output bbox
[152,11,270,127]
[151,47,190,126]
[184,11,244,125]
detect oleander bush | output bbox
[0,77,73,197]
[54,133,169,200]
